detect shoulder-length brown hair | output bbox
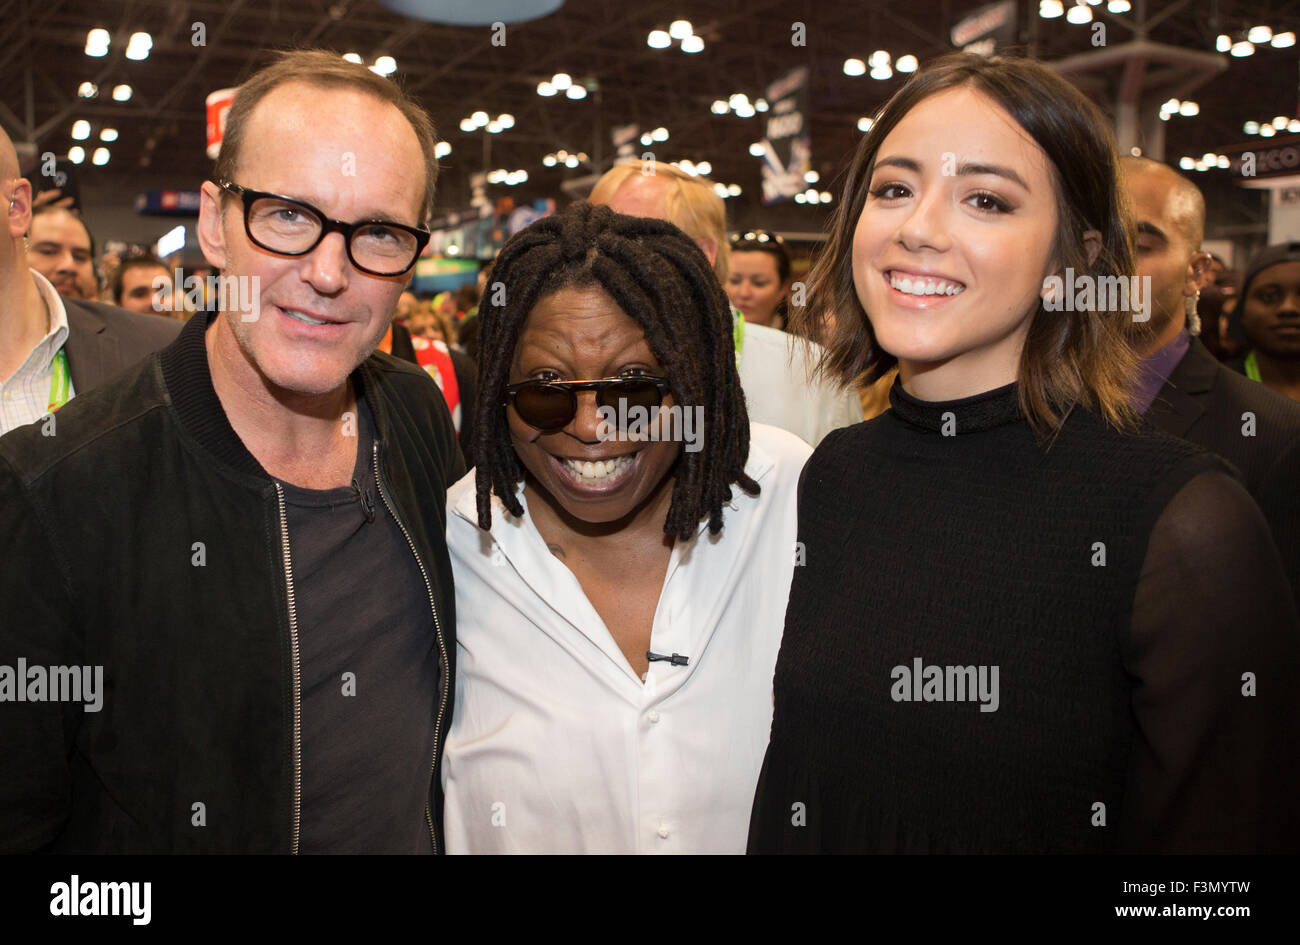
[795,52,1138,433]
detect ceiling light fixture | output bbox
[85,28,110,57]
[125,31,152,61]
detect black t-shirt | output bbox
[280,396,438,854]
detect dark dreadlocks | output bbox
[473,200,757,542]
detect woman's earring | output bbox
[1186,291,1201,336]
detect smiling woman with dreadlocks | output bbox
[440,201,812,854]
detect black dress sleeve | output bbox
[1119,468,1300,852]
[1254,437,1300,615]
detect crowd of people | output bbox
[0,46,1297,855]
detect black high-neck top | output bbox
[748,380,1300,853]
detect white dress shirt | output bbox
[1,270,73,436]
[736,320,863,448]
[442,422,812,854]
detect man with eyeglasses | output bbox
[0,50,465,854]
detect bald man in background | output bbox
[590,161,863,447]
[1122,156,1300,606]
[0,126,178,435]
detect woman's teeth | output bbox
[889,272,965,296]
[284,308,327,325]
[561,454,634,484]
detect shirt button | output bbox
[647,710,661,724]
[657,823,669,839]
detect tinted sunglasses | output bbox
[504,377,671,432]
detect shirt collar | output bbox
[1133,328,1191,414]
[28,268,70,351]
[449,429,781,687]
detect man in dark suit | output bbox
[1122,156,1300,604]
[61,295,180,393]
[1,125,178,435]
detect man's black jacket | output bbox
[0,311,465,853]
[1146,337,1300,608]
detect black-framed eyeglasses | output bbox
[504,376,671,432]
[214,179,430,277]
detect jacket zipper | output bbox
[371,441,447,855]
[274,483,304,855]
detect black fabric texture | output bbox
[0,310,465,853]
[284,398,437,854]
[1145,338,1300,612]
[748,380,1300,854]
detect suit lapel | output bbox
[62,299,117,393]
[1145,338,1217,438]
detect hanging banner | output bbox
[1222,137,1300,181]
[760,66,811,204]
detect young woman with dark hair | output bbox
[748,53,1299,854]
[727,230,793,330]
[441,201,812,853]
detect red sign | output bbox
[206,88,237,160]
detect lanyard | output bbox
[732,307,745,357]
[48,347,71,412]
[1244,349,1261,383]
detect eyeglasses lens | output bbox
[247,196,419,276]
[600,380,664,420]
[513,385,575,431]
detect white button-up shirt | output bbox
[1,270,73,436]
[442,423,812,853]
[737,319,863,448]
